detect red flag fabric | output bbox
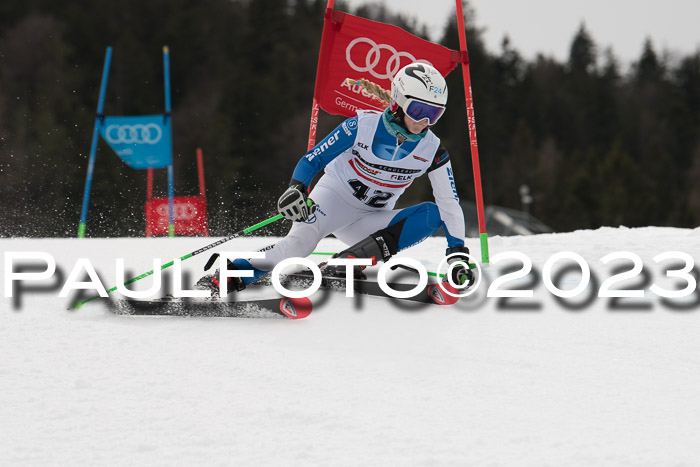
[145,196,209,237]
[314,10,462,118]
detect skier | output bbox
[199,62,474,295]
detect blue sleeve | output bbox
[291,117,358,187]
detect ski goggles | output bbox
[403,98,446,125]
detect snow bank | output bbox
[1,226,699,466]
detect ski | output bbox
[107,295,312,319]
[282,274,460,306]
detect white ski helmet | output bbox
[390,62,448,125]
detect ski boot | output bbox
[321,232,395,280]
[194,260,247,297]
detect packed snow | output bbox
[1,226,699,466]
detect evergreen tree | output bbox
[0,0,698,235]
[568,23,597,76]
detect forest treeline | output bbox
[1,0,698,237]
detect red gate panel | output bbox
[145,195,209,236]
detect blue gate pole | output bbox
[78,46,113,238]
[163,45,175,237]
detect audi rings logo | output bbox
[156,203,197,221]
[345,37,433,80]
[105,123,163,145]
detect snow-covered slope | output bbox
[1,226,699,466]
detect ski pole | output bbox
[68,212,286,310]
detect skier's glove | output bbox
[444,245,475,288]
[278,180,316,222]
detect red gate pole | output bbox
[306,0,336,152]
[147,168,154,201]
[196,148,206,197]
[454,0,489,264]
[145,168,154,237]
[196,147,209,236]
